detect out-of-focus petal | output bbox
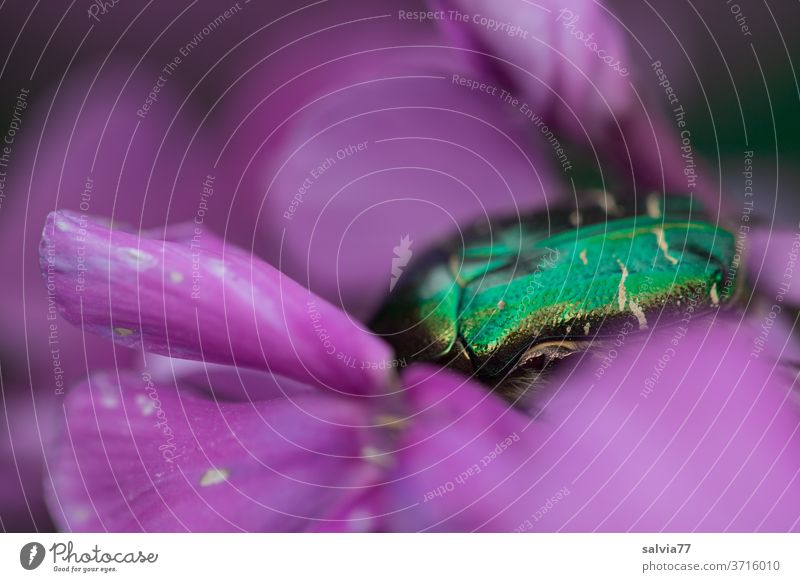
[747,227,800,307]
[430,0,632,132]
[380,318,800,532]
[0,66,215,398]
[47,372,385,532]
[40,210,395,396]
[0,391,54,532]
[379,365,538,532]
[230,50,558,319]
[429,0,714,206]
[523,317,800,532]
[0,65,213,533]
[143,222,254,261]
[144,353,316,403]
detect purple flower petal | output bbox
[1,67,217,397]
[429,0,715,207]
[40,210,394,396]
[144,353,316,403]
[0,68,213,530]
[0,392,55,531]
[379,317,800,531]
[48,371,385,532]
[379,365,538,531]
[237,52,558,319]
[523,317,800,532]
[747,227,800,307]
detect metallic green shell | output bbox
[371,193,739,387]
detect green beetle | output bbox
[371,192,739,399]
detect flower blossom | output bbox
[40,208,800,531]
[27,0,800,532]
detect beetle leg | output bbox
[437,337,475,375]
[515,340,594,369]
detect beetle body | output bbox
[371,193,739,397]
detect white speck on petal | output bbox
[55,218,72,232]
[209,259,226,277]
[361,445,393,468]
[94,374,120,409]
[118,248,156,269]
[374,414,409,431]
[200,468,230,487]
[113,327,136,337]
[135,394,155,416]
[101,395,119,409]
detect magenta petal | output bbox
[250,54,557,319]
[430,0,634,131]
[1,67,216,400]
[40,211,394,396]
[142,222,260,263]
[747,228,800,307]
[520,318,800,532]
[380,366,538,531]
[48,372,384,532]
[0,391,55,531]
[429,0,713,204]
[382,317,800,532]
[144,353,316,403]
[519,319,800,532]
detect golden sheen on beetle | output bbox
[371,192,739,400]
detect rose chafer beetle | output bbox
[371,192,739,399]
